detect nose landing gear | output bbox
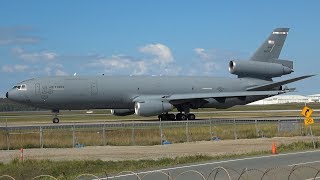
[52,109,60,123]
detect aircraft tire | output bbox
[187,114,196,120]
[180,114,187,121]
[158,114,168,121]
[53,118,59,123]
[168,114,175,120]
[176,113,182,121]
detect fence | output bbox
[1,118,319,150]
[2,164,320,179]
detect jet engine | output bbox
[135,100,173,117]
[111,109,135,116]
[229,60,293,78]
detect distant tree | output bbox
[0,98,41,111]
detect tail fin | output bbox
[229,28,294,79]
[250,28,289,62]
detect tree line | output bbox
[0,98,40,111]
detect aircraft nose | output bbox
[6,90,20,102]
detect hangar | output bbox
[248,94,320,105]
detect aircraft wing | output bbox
[166,90,287,101]
[133,90,289,103]
[246,75,315,91]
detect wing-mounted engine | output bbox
[135,100,173,117]
[111,109,135,116]
[229,60,293,79]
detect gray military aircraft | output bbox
[6,28,314,123]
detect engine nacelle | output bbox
[135,100,173,117]
[229,60,293,78]
[111,109,135,116]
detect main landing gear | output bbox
[52,109,60,123]
[158,113,196,121]
[158,104,197,121]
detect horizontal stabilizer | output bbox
[246,75,315,91]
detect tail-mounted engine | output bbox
[229,59,293,79]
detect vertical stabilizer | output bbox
[250,28,289,62]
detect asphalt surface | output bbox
[2,116,318,131]
[1,109,318,130]
[101,150,320,180]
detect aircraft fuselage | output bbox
[7,76,270,110]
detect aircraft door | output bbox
[91,82,98,95]
[35,83,40,95]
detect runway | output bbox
[102,150,320,180]
[1,116,318,131]
[1,109,320,118]
[1,108,318,130]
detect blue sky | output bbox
[0,1,319,97]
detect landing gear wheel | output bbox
[52,109,60,124]
[159,114,175,121]
[176,113,187,121]
[168,114,175,121]
[176,113,182,120]
[187,114,196,120]
[176,105,191,121]
[52,117,59,123]
[180,114,187,120]
[158,114,167,121]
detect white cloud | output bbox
[139,43,174,66]
[12,47,58,62]
[193,48,224,75]
[192,48,246,76]
[55,69,68,76]
[86,43,181,76]
[14,65,29,72]
[89,55,149,75]
[0,26,40,45]
[40,63,67,76]
[1,64,29,73]
[203,62,219,72]
[44,66,52,75]
[99,55,131,69]
[194,48,211,60]
[133,61,147,75]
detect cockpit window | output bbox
[13,84,27,90]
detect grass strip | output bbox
[0,141,319,179]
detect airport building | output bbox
[308,94,320,103]
[248,94,320,105]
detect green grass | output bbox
[1,121,311,149]
[0,141,318,179]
